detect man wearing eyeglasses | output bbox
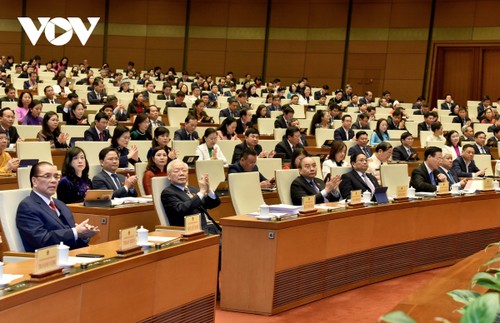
[16,162,99,252]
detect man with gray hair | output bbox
[160,160,221,234]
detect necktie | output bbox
[99,132,103,141]
[481,147,486,154]
[309,180,320,193]
[363,147,369,157]
[184,187,193,198]
[111,174,121,190]
[429,172,436,185]
[447,171,456,184]
[188,133,192,140]
[362,173,375,194]
[49,200,57,213]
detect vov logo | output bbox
[18,17,100,46]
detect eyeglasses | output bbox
[35,174,60,180]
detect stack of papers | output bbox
[268,204,302,215]
[111,197,153,206]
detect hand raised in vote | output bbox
[128,145,139,161]
[199,173,210,195]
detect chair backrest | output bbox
[419,131,433,147]
[172,140,199,160]
[426,140,445,148]
[228,172,265,214]
[88,164,102,181]
[135,162,148,196]
[216,139,241,164]
[474,123,492,134]
[131,140,152,162]
[151,177,171,226]
[315,129,335,147]
[256,158,282,180]
[168,108,189,128]
[275,169,299,205]
[17,166,32,189]
[74,141,110,165]
[0,188,31,252]
[259,140,280,154]
[380,164,409,196]
[274,127,286,141]
[474,154,493,176]
[16,125,42,139]
[17,141,53,164]
[60,125,87,141]
[257,118,276,135]
[195,160,225,189]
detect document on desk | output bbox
[67,256,99,265]
[111,197,153,206]
[268,204,302,215]
[147,236,178,243]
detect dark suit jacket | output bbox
[314,90,325,101]
[452,157,480,178]
[16,192,88,252]
[219,108,239,118]
[92,170,137,198]
[409,163,440,192]
[235,120,250,135]
[437,166,460,185]
[40,97,62,104]
[417,122,432,132]
[348,144,372,157]
[452,116,471,127]
[163,101,187,114]
[274,138,303,160]
[441,102,456,110]
[392,145,419,161]
[174,128,199,141]
[333,127,354,141]
[290,175,341,205]
[160,184,221,231]
[1,125,20,144]
[473,144,491,156]
[0,97,17,108]
[351,121,370,130]
[359,97,370,105]
[228,161,266,182]
[274,115,288,128]
[84,126,111,141]
[87,90,107,104]
[387,117,407,131]
[232,142,263,163]
[339,170,379,199]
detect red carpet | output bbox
[215,267,447,323]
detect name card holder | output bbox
[348,190,364,208]
[30,245,64,283]
[482,178,495,192]
[116,226,143,258]
[436,182,451,197]
[393,185,410,202]
[181,214,205,241]
[299,195,318,217]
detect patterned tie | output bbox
[362,173,375,194]
[184,187,193,198]
[447,171,456,184]
[111,173,121,189]
[309,180,320,193]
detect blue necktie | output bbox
[429,172,436,186]
[447,172,456,184]
[111,173,121,189]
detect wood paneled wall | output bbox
[2,0,500,103]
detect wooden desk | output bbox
[220,193,500,315]
[68,203,159,244]
[390,247,495,322]
[0,175,18,191]
[211,191,281,222]
[0,234,219,322]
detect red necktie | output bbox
[99,132,103,141]
[49,200,57,213]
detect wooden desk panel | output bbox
[68,203,159,244]
[211,191,280,222]
[1,234,219,322]
[220,193,500,315]
[0,176,18,191]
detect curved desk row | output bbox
[0,233,219,322]
[219,193,500,315]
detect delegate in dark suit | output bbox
[219,108,239,118]
[409,163,440,192]
[348,144,372,157]
[87,90,107,104]
[473,144,491,155]
[174,128,199,141]
[228,161,266,182]
[163,100,187,114]
[84,126,111,141]
[274,138,303,160]
[392,145,419,161]
[452,116,471,127]
[232,142,263,163]
[160,184,221,231]
[16,192,88,252]
[339,170,379,199]
[274,115,288,128]
[333,127,354,141]
[92,170,137,198]
[1,125,20,144]
[437,166,460,185]
[452,157,480,178]
[441,102,456,110]
[290,175,340,205]
[40,98,62,104]
[417,122,432,132]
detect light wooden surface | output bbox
[0,233,220,322]
[220,193,500,315]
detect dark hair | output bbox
[445,130,461,147]
[152,126,170,147]
[357,113,369,121]
[256,104,267,118]
[355,131,368,139]
[94,112,109,123]
[194,99,204,108]
[27,99,42,116]
[62,147,90,183]
[310,110,328,135]
[493,127,500,135]
[202,128,217,144]
[462,143,475,151]
[131,92,143,105]
[424,146,442,160]
[286,126,300,139]
[146,146,168,173]
[184,115,197,123]
[40,111,60,140]
[245,127,259,137]
[290,148,309,169]
[328,140,347,162]
[282,106,294,115]
[350,152,365,165]
[17,90,33,107]
[431,121,442,132]
[131,113,149,132]
[474,131,486,138]
[218,116,237,137]
[341,114,351,121]
[43,85,53,94]
[111,125,130,147]
[374,118,389,141]
[240,148,257,160]
[30,161,54,188]
[375,141,392,153]
[99,147,119,161]
[4,85,15,94]
[0,107,12,118]
[400,131,413,142]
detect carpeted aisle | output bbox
[215,267,448,323]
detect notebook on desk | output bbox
[182,155,199,168]
[84,190,113,207]
[372,186,389,204]
[19,159,38,167]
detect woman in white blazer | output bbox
[442,130,462,160]
[322,141,348,179]
[196,128,227,165]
